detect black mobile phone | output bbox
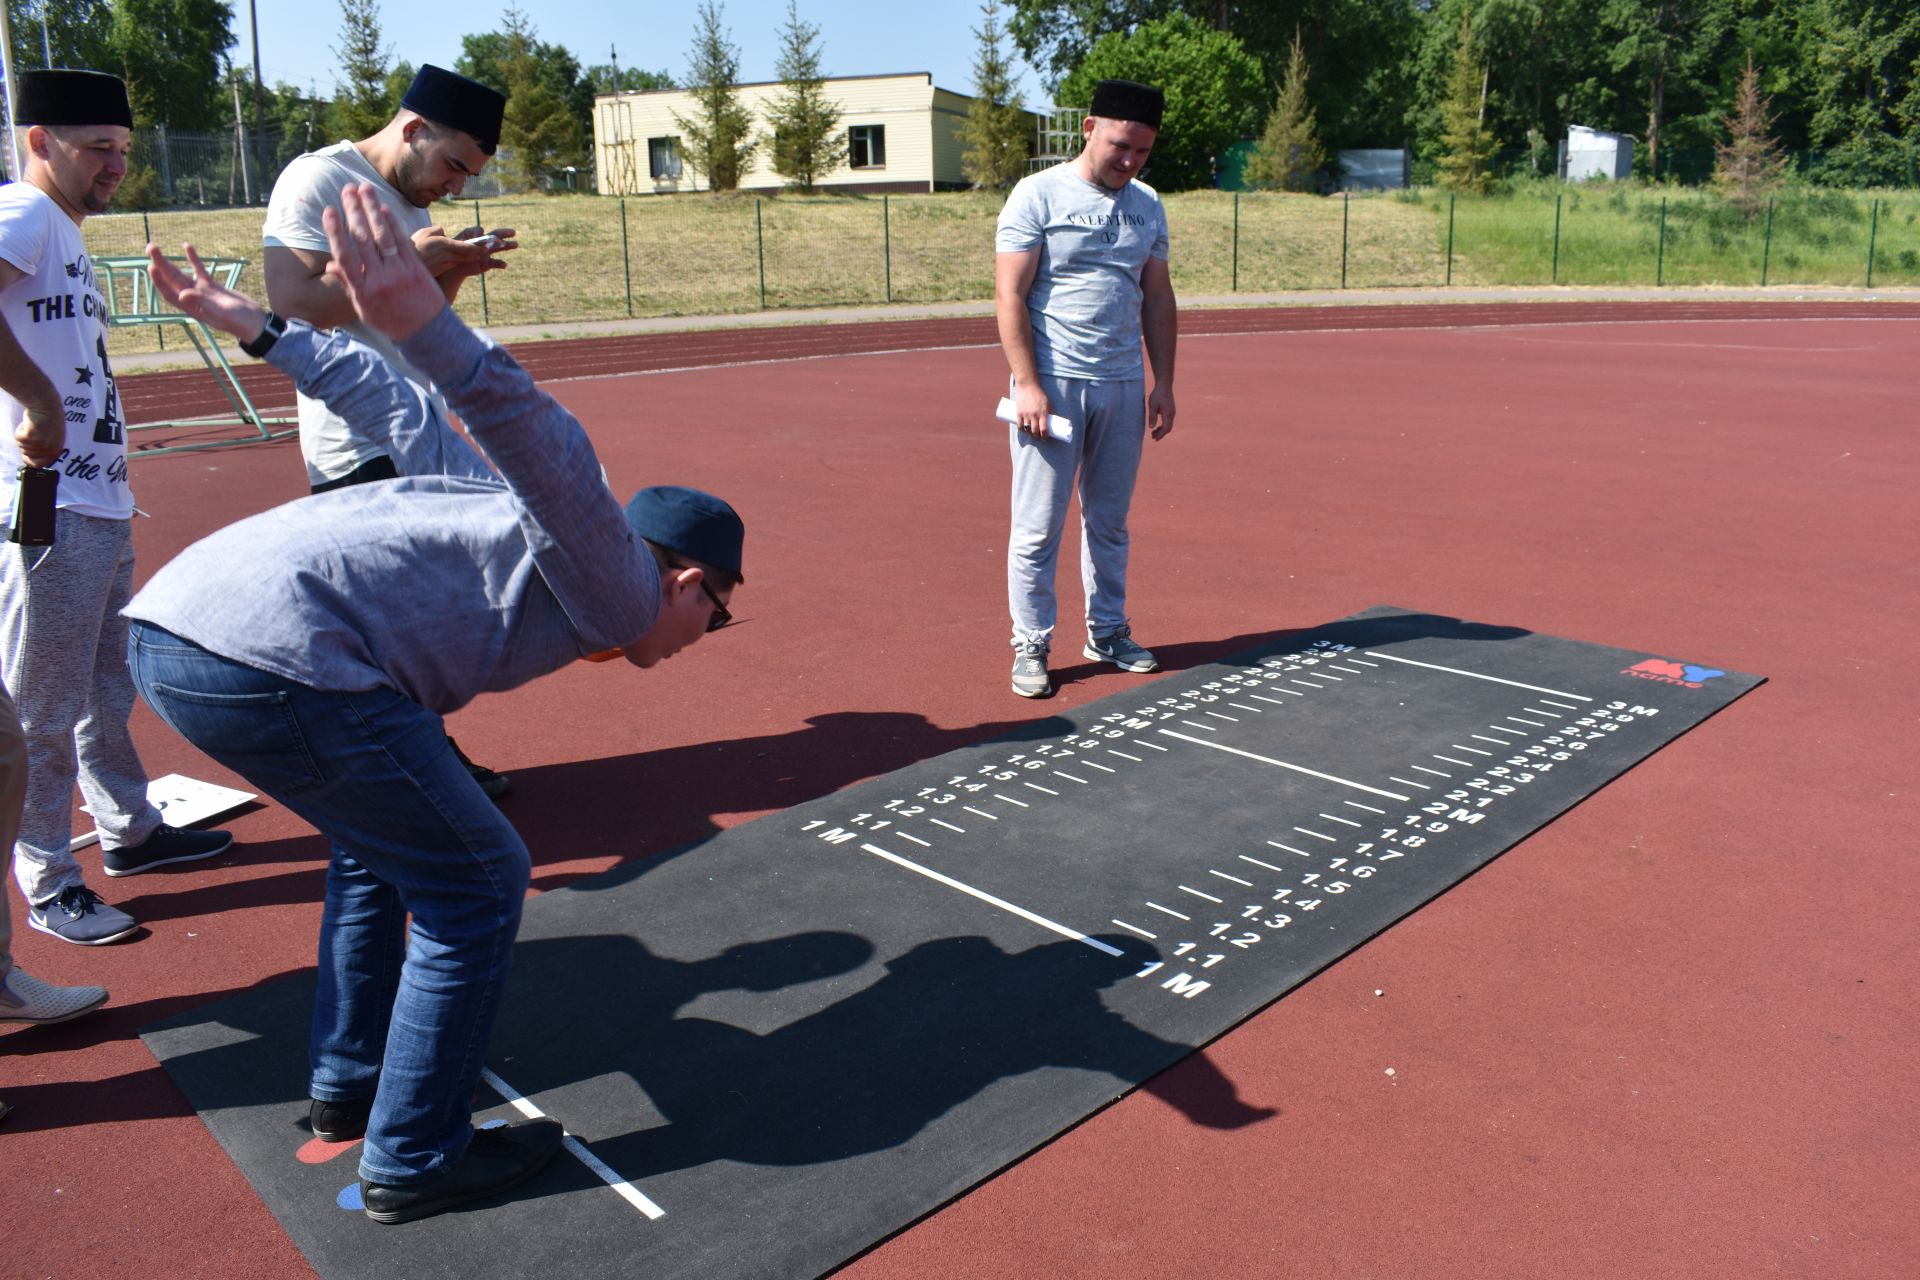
[9,466,58,546]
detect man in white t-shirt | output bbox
[263,64,512,494]
[263,64,517,797]
[0,69,231,947]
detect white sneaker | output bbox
[0,966,108,1025]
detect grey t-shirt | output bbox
[262,140,437,485]
[994,162,1170,380]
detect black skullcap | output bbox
[14,69,132,129]
[625,486,746,580]
[399,64,505,153]
[1089,79,1163,130]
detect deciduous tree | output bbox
[1055,13,1264,191]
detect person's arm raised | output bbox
[147,238,486,480]
[318,184,451,341]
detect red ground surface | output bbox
[4,302,1915,1279]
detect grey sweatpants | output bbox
[1007,373,1145,646]
[1,509,160,906]
[0,681,24,979]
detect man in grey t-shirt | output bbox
[994,79,1178,699]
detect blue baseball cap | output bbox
[624,485,745,579]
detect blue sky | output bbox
[250,0,1051,107]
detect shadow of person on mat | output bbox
[498,928,1276,1181]
[507,708,1085,890]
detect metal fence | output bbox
[89,186,1920,356]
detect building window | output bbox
[649,136,682,180]
[848,124,886,169]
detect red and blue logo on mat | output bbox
[1623,658,1725,688]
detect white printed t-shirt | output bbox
[0,181,130,522]
[263,139,436,484]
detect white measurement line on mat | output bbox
[481,1068,664,1220]
[860,843,1123,957]
[1361,651,1593,701]
[1157,730,1410,801]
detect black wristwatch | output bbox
[240,311,287,359]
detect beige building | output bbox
[594,71,1039,195]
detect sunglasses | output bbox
[666,559,733,632]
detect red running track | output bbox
[5,302,1916,1280]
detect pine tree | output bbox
[329,0,393,140]
[497,9,582,190]
[1244,28,1325,193]
[765,0,845,192]
[1712,51,1787,218]
[959,0,1030,191]
[671,0,758,192]
[1436,6,1495,194]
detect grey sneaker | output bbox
[0,966,108,1024]
[1084,624,1159,673]
[28,886,138,946]
[1011,639,1052,698]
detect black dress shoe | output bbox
[361,1119,564,1225]
[448,737,511,801]
[310,1095,374,1143]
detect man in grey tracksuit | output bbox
[994,78,1179,699]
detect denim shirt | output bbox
[125,309,660,715]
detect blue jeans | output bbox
[127,621,530,1185]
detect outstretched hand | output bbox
[145,243,268,343]
[322,183,448,343]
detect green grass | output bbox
[84,185,1920,357]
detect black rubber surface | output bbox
[142,605,1762,1279]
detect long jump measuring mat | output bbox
[142,604,1762,1278]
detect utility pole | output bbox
[249,0,268,197]
[0,2,21,180]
